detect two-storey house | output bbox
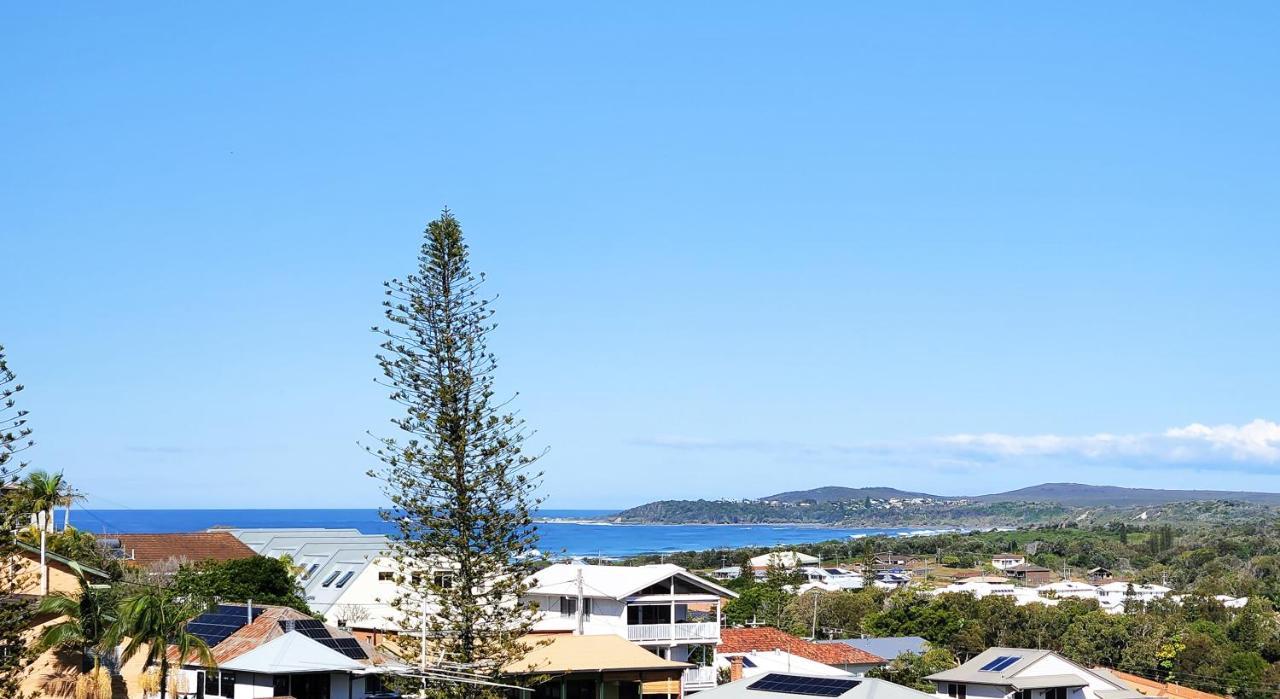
[524,563,738,693]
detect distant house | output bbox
[1095,582,1171,613]
[872,552,909,571]
[96,532,256,571]
[873,571,912,590]
[1036,581,1098,600]
[696,671,932,699]
[169,602,403,699]
[524,563,737,692]
[719,627,884,677]
[1086,567,1113,583]
[711,566,742,581]
[926,647,1144,699]
[504,633,692,699]
[821,637,929,661]
[990,554,1026,571]
[798,567,865,592]
[1005,563,1054,586]
[749,551,820,575]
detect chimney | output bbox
[729,656,744,683]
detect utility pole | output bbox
[810,591,819,640]
[576,567,585,635]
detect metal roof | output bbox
[693,673,933,699]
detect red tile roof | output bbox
[718,627,883,666]
[97,532,257,567]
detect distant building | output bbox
[719,627,883,677]
[711,566,742,580]
[504,633,692,699]
[1086,567,1114,584]
[990,554,1026,571]
[926,647,1144,699]
[749,551,820,575]
[1005,563,1054,586]
[798,567,865,592]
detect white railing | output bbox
[626,622,719,642]
[683,666,717,689]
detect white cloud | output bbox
[638,419,1280,474]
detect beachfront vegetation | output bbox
[368,210,543,696]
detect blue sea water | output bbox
[77,508,936,558]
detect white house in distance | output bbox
[524,562,738,693]
[925,647,1144,699]
[797,567,865,593]
[749,551,819,577]
[1095,582,1171,613]
[990,554,1026,571]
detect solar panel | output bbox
[277,619,368,659]
[992,656,1021,671]
[747,674,860,697]
[979,656,1021,672]
[185,605,266,647]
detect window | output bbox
[1014,691,1030,699]
[582,598,592,619]
[378,571,395,582]
[1045,689,1067,699]
[947,684,966,699]
[219,671,235,698]
[336,571,355,588]
[204,671,218,696]
[322,570,341,587]
[433,572,454,589]
[560,596,577,617]
[273,676,290,696]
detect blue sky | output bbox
[3,3,1279,509]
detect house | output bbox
[821,637,929,661]
[695,671,933,699]
[96,532,257,572]
[226,527,427,637]
[925,647,1144,699]
[504,633,692,699]
[872,553,909,572]
[171,602,404,698]
[1005,564,1054,587]
[711,566,742,581]
[749,552,820,576]
[1095,582,1171,613]
[1085,568,1113,584]
[797,567,865,592]
[715,650,855,680]
[873,571,912,590]
[718,628,883,677]
[1091,668,1225,699]
[990,555,1026,571]
[524,563,738,693]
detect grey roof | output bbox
[926,648,1126,692]
[926,648,1054,685]
[822,637,928,660]
[222,528,389,614]
[694,673,933,699]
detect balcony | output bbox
[626,621,720,643]
[683,666,717,690]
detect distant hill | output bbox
[761,486,947,504]
[609,482,1280,527]
[972,482,1280,507]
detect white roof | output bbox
[750,551,820,567]
[1037,581,1097,593]
[697,673,933,699]
[1098,582,1170,593]
[717,650,853,677]
[526,563,737,600]
[219,631,365,674]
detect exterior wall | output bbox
[1020,656,1118,699]
[528,594,629,636]
[11,553,85,596]
[932,681,1007,699]
[329,555,411,632]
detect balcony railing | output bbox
[626,621,719,642]
[683,666,717,689]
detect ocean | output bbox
[78,508,941,559]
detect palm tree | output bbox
[34,562,116,699]
[110,590,215,699]
[20,470,67,595]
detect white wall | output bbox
[1020,656,1118,699]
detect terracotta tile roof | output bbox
[97,532,257,567]
[1103,669,1225,699]
[718,627,883,666]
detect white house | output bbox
[1036,581,1098,600]
[1095,582,1171,613]
[990,555,1026,571]
[524,563,738,692]
[797,567,865,592]
[749,551,820,576]
[926,647,1144,699]
[714,649,854,679]
[711,566,743,581]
